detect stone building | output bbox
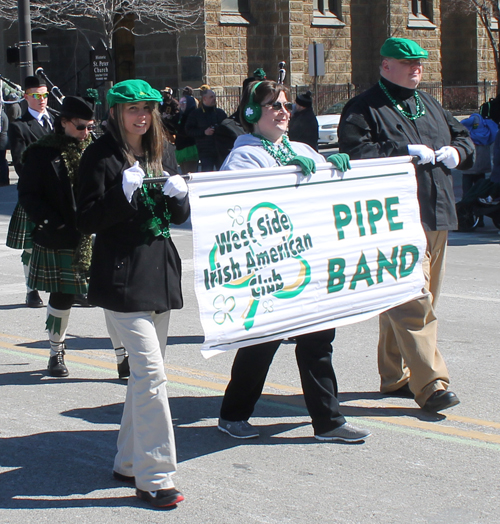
[0,0,498,111]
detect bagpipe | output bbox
[35,67,64,105]
[0,74,24,103]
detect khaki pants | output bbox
[107,309,177,492]
[377,230,450,407]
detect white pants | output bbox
[106,309,177,491]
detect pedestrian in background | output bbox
[159,87,180,136]
[460,113,497,226]
[17,96,95,377]
[339,37,474,412]
[185,88,227,171]
[288,90,319,151]
[173,95,199,174]
[77,79,189,509]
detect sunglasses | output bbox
[263,101,293,112]
[27,93,49,100]
[69,121,96,131]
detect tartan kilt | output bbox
[6,203,34,250]
[28,243,89,294]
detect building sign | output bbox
[90,41,112,84]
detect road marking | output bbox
[1,333,499,450]
[441,292,500,303]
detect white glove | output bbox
[407,144,435,165]
[162,174,188,199]
[122,161,145,202]
[435,146,460,169]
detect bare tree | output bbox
[0,0,203,50]
[445,0,500,88]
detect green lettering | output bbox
[349,252,374,289]
[327,258,346,293]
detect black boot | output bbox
[47,349,69,377]
[26,290,43,308]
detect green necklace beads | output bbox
[378,80,426,120]
[254,133,296,165]
[139,167,172,239]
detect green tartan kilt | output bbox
[6,203,35,250]
[28,243,89,294]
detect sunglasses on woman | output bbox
[263,101,293,112]
[69,121,96,131]
[27,93,49,100]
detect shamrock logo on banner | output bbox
[206,202,311,331]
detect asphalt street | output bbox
[0,162,499,524]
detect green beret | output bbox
[106,79,162,107]
[380,37,428,60]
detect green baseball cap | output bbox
[380,37,428,60]
[106,79,162,107]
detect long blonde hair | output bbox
[107,101,165,175]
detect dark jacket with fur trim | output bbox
[18,134,85,249]
[76,132,190,313]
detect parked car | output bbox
[317,100,348,147]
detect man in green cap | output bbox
[338,37,474,413]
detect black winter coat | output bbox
[288,107,319,151]
[8,108,58,175]
[185,104,227,159]
[339,79,475,231]
[18,138,82,249]
[76,133,190,313]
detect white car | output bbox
[317,101,347,147]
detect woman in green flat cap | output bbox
[77,79,189,509]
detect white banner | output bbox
[189,156,426,358]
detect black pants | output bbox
[462,172,485,198]
[220,328,345,434]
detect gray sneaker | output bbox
[314,422,371,443]
[218,418,259,439]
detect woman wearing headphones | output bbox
[217,80,370,444]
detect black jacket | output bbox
[288,107,319,151]
[339,79,475,231]
[185,104,227,159]
[8,108,58,175]
[18,136,82,249]
[76,133,190,313]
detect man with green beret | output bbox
[338,37,474,413]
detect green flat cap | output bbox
[106,79,162,107]
[380,37,428,60]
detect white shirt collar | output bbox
[28,107,48,122]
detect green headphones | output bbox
[243,81,263,124]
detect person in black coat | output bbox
[7,75,59,308]
[17,96,95,378]
[288,91,319,151]
[173,95,199,173]
[185,89,227,171]
[77,79,188,509]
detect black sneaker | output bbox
[47,350,69,377]
[136,487,184,508]
[117,356,130,380]
[26,290,43,308]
